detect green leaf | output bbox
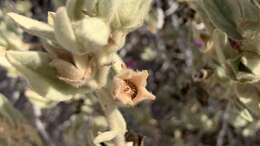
[235,0,260,32]
[97,0,120,23]
[251,0,260,9]
[7,13,55,40]
[47,11,56,26]
[241,53,260,77]
[66,0,87,21]
[25,90,57,109]
[235,83,260,119]
[201,0,243,40]
[229,102,253,125]
[212,30,238,81]
[0,51,19,77]
[54,7,81,54]
[6,51,87,102]
[0,94,23,123]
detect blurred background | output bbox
[0,0,259,146]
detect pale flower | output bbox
[112,69,155,105]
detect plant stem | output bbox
[96,89,127,146]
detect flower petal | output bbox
[133,87,155,105]
[112,77,134,105]
[129,70,148,87]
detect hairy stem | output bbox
[96,89,127,146]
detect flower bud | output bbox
[73,17,110,53]
[98,0,152,32]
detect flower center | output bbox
[123,80,137,99]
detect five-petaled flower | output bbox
[112,69,155,106]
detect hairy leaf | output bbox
[6,51,86,102]
[7,13,55,40]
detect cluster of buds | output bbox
[193,0,260,119]
[6,0,155,145]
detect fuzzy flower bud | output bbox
[74,17,110,53]
[98,0,152,32]
[54,7,110,55]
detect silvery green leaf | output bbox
[225,53,260,83]
[97,0,120,23]
[6,51,86,102]
[54,7,81,54]
[85,0,98,16]
[235,0,260,32]
[0,37,7,48]
[4,32,30,50]
[235,83,260,119]
[212,29,228,66]
[227,56,256,83]
[7,13,55,40]
[0,94,23,123]
[66,0,92,21]
[48,11,56,26]
[229,100,253,124]
[216,31,238,59]
[0,51,18,77]
[251,0,260,9]
[201,0,242,40]
[94,130,118,144]
[25,90,57,109]
[242,33,260,54]
[211,30,238,81]
[193,1,216,32]
[241,53,260,78]
[66,0,87,21]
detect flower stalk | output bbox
[95,89,127,146]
